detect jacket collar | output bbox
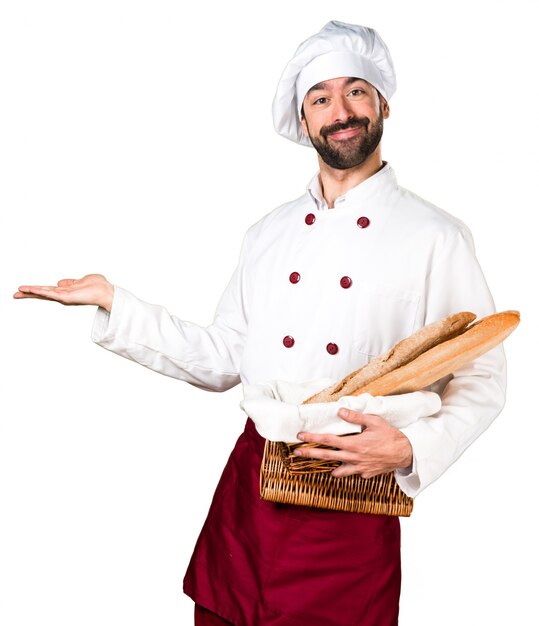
[307,162,397,211]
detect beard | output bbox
[306,107,384,170]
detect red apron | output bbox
[183,419,401,626]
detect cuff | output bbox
[392,417,445,498]
[91,284,126,345]
[394,450,420,498]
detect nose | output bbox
[331,94,354,123]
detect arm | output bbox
[90,278,246,392]
[14,235,252,392]
[293,227,506,495]
[393,227,506,496]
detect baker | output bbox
[15,21,506,626]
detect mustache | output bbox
[320,117,369,138]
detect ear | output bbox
[380,95,390,119]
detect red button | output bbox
[340,276,352,289]
[305,213,316,225]
[289,272,301,284]
[357,216,370,228]
[326,343,339,355]
[283,336,295,348]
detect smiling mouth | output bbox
[327,127,364,141]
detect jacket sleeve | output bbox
[394,227,507,497]
[90,234,251,392]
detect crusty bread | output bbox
[304,311,476,404]
[286,309,519,473]
[352,310,520,397]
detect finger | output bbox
[296,431,363,451]
[14,290,46,300]
[331,463,381,479]
[57,278,77,287]
[331,462,359,478]
[296,431,350,447]
[13,290,64,302]
[338,408,384,428]
[293,445,358,463]
[17,285,58,295]
[15,285,72,303]
[17,284,56,292]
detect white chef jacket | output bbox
[92,163,506,497]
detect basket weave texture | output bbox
[260,440,413,517]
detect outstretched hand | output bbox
[294,408,413,479]
[14,274,114,312]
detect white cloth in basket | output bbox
[240,379,442,442]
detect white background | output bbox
[0,1,537,624]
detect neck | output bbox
[318,149,384,208]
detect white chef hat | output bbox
[272,21,396,147]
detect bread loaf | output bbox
[304,311,476,404]
[353,310,520,397]
[286,309,519,473]
[304,310,519,404]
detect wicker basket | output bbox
[260,440,413,517]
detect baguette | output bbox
[285,310,519,473]
[353,310,520,397]
[304,311,476,404]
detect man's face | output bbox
[300,77,389,170]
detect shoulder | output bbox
[396,184,469,231]
[390,183,475,249]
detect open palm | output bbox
[14,273,114,312]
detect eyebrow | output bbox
[306,77,365,95]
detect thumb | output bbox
[337,408,384,428]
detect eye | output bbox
[349,88,365,97]
[312,96,328,105]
